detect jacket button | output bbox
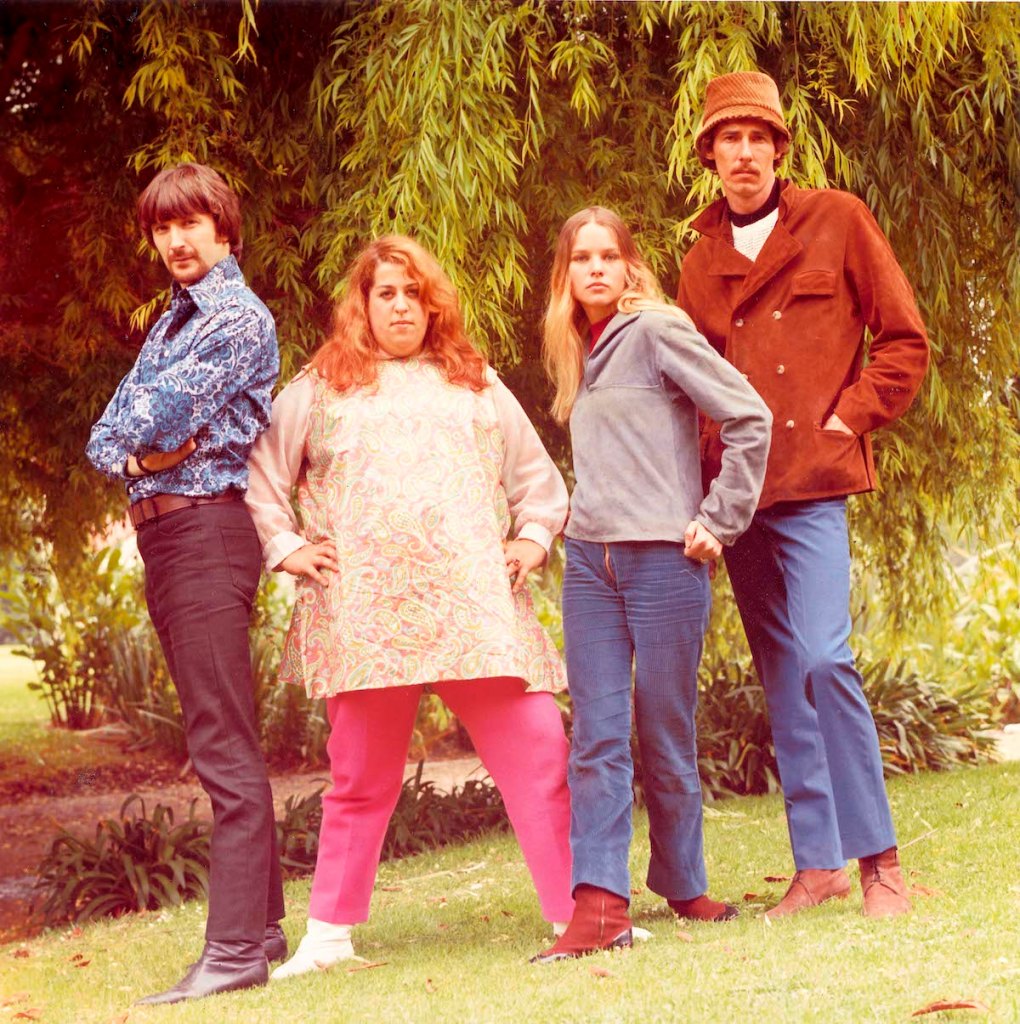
[777,364,785,374]
[735,317,744,327]
[785,419,795,429]
[772,310,782,320]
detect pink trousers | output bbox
[308,677,575,924]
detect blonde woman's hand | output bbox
[683,521,722,564]
[280,541,339,586]
[504,538,547,595]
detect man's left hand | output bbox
[820,413,855,436]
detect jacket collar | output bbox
[689,180,803,305]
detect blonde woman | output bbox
[246,236,574,975]
[533,208,772,962]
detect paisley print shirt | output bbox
[86,256,279,500]
[245,363,568,697]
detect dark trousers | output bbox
[137,500,284,941]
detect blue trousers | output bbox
[563,539,711,902]
[724,497,896,868]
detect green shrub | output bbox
[865,658,996,772]
[2,547,147,728]
[276,762,510,877]
[32,795,210,927]
[105,620,186,758]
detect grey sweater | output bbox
[566,309,772,547]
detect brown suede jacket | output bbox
[678,180,929,510]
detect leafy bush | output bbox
[105,620,186,758]
[934,540,1020,724]
[2,547,147,728]
[865,659,996,772]
[33,795,210,927]
[276,762,510,877]
[695,661,782,800]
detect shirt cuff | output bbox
[516,521,555,553]
[264,531,308,571]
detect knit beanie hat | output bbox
[695,71,791,170]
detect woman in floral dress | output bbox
[246,236,573,977]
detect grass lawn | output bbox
[0,645,128,784]
[2,761,1018,1023]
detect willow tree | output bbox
[1,0,1017,628]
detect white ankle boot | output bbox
[270,919,355,979]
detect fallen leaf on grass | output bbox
[346,960,387,973]
[675,931,694,943]
[13,1011,42,1021]
[763,875,790,883]
[2,994,31,1007]
[500,910,514,918]
[909,885,944,899]
[425,978,437,993]
[742,892,760,902]
[479,915,490,923]
[590,966,613,978]
[12,948,32,959]
[436,923,449,931]
[379,885,403,892]
[911,999,990,1016]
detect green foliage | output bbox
[1,546,146,728]
[276,762,510,879]
[695,661,780,801]
[32,794,210,928]
[104,619,186,758]
[927,540,1020,724]
[0,0,1016,626]
[866,659,995,774]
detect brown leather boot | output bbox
[859,846,911,918]
[530,885,632,963]
[766,868,851,919]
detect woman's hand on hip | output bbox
[280,541,339,586]
[683,521,722,564]
[504,538,547,594]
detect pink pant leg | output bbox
[308,685,421,924]
[436,677,574,922]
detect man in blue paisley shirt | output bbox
[87,163,285,1005]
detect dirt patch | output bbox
[0,764,329,946]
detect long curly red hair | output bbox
[311,236,488,393]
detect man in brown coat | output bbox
[678,71,929,919]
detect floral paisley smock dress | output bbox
[245,360,567,699]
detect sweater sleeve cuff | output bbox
[516,521,555,553]
[265,532,307,572]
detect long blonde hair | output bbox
[542,207,691,423]
[311,235,487,393]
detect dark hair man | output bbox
[87,162,285,1002]
[677,73,929,920]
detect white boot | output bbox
[270,919,356,980]
[552,921,568,938]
